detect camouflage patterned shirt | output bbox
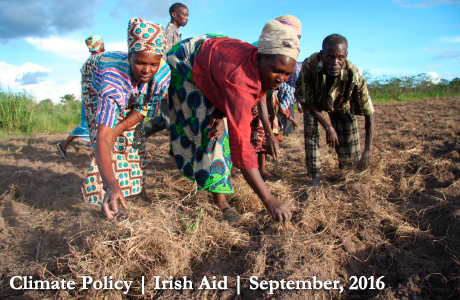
[295,52,374,115]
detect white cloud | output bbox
[19,80,81,103]
[105,41,127,52]
[26,36,128,59]
[25,36,89,61]
[439,36,460,43]
[0,62,51,86]
[0,61,80,102]
[3,38,127,103]
[428,71,441,83]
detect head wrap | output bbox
[85,35,103,53]
[275,15,302,36]
[257,19,301,61]
[127,17,166,55]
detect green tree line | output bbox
[364,72,460,104]
[1,74,460,137]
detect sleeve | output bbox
[277,102,291,119]
[89,54,130,128]
[278,82,296,111]
[220,80,258,170]
[351,72,374,116]
[93,66,123,129]
[95,85,122,129]
[295,60,314,106]
[133,61,171,118]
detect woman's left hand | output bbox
[207,110,225,140]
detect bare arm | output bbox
[277,104,298,130]
[97,109,144,219]
[364,113,374,150]
[96,125,119,190]
[96,124,127,219]
[355,73,374,170]
[113,110,145,137]
[257,94,280,160]
[296,102,303,113]
[358,113,374,170]
[240,168,291,222]
[305,103,339,147]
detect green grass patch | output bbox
[0,85,81,139]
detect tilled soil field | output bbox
[0,98,459,300]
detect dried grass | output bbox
[0,99,459,299]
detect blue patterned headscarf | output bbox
[127,17,166,55]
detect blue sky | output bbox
[0,0,459,102]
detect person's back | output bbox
[56,35,105,159]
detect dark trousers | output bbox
[303,111,361,178]
[144,98,170,138]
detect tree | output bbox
[449,78,460,85]
[60,94,78,104]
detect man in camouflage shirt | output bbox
[296,34,375,187]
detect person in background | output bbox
[272,88,299,141]
[248,15,301,180]
[56,35,105,159]
[250,90,298,180]
[274,14,303,132]
[81,18,170,220]
[167,18,301,222]
[296,34,375,187]
[278,61,303,136]
[144,2,189,139]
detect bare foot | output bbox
[262,196,291,222]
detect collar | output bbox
[167,22,181,35]
[316,53,349,82]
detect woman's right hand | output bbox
[101,183,127,220]
[263,195,292,222]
